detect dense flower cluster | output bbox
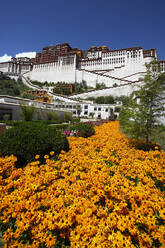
[0,121,164,247]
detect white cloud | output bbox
[16,52,36,58]
[0,52,36,62]
[0,54,12,62]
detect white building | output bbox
[0,95,122,120]
[0,57,33,75]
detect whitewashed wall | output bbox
[0,63,9,73]
[26,64,76,83]
[75,69,135,87]
[25,66,143,89]
[24,53,154,88]
[70,82,141,99]
[104,63,145,79]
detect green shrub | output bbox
[47,111,59,121]
[0,120,23,126]
[3,114,10,121]
[20,105,35,121]
[70,122,95,138]
[0,74,30,97]
[0,122,69,168]
[44,120,63,124]
[64,112,73,122]
[49,124,70,131]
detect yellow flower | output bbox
[46,235,56,247]
[50,151,55,156]
[35,154,40,160]
[44,154,49,159]
[0,121,165,247]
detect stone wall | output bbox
[26,64,76,83]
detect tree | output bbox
[113,83,118,87]
[119,61,165,147]
[95,96,105,104]
[96,82,106,90]
[115,95,130,106]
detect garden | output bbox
[0,121,164,247]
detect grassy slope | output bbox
[0,75,30,97]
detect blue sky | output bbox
[0,0,165,60]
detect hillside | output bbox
[0,74,31,97]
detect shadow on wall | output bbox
[0,104,65,121]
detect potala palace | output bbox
[0,43,165,120]
[30,44,165,88]
[1,43,165,86]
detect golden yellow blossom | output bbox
[0,121,164,247]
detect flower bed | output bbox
[0,121,165,247]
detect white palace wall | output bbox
[26,65,127,87]
[26,63,76,83]
[75,69,125,87]
[70,82,140,99]
[105,63,145,78]
[76,55,155,86]
[26,64,142,88]
[23,49,159,89]
[0,63,10,73]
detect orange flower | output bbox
[46,235,56,247]
[35,154,40,160]
[0,121,164,247]
[44,154,49,159]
